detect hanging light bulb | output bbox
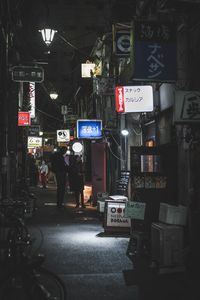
[39,28,57,46]
[49,91,58,100]
[121,129,129,136]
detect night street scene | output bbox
[1,1,200,299]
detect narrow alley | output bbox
[27,183,199,300]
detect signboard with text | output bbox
[133,21,176,81]
[115,30,130,56]
[106,202,131,228]
[174,91,200,123]
[76,119,102,139]
[28,125,40,136]
[12,66,44,83]
[27,136,42,148]
[29,82,35,118]
[57,129,70,142]
[124,201,146,220]
[18,112,30,126]
[115,85,153,113]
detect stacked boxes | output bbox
[159,203,188,226]
[151,203,188,271]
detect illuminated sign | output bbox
[115,85,153,113]
[72,142,83,153]
[18,111,31,126]
[81,63,95,78]
[76,119,102,139]
[106,202,131,228]
[12,66,44,83]
[27,136,42,148]
[57,129,70,142]
[29,82,35,118]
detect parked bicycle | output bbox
[0,199,67,300]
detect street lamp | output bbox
[39,28,57,46]
[121,129,129,170]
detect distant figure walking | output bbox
[29,155,39,187]
[50,147,69,208]
[68,155,85,208]
[39,160,49,189]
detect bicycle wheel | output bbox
[0,268,67,300]
[32,267,67,300]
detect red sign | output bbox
[115,86,125,112]
[18,112,31,126]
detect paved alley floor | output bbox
[28,183,138,300]
[28,183,199,300]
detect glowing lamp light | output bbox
[50,91,58,100]
[121,129,129,136]
[39,28,57,46]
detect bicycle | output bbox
[0,200,67,300]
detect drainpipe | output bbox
[0,0,9,200]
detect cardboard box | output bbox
[159,203,188,226]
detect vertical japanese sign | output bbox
[29,82,35,118]
[133,21,176,81]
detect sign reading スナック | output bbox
[174,91,200,123]
[115,85,153,113]
[106,202,131,228]
[18,112,31,126]
[57,129,70,142]
[133,21,176,81]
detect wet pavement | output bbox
[28,183,199,300]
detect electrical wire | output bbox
[35,107,62,122]
[104,135,125,162]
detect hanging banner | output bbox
[115,85,153,113]
[29,82,35,118]
[133,21,176,81]
[18,111,31,126]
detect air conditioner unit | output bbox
[151,222,184,267]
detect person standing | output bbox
[68,155,85,208]
[39,160,49,189]
[50,147,69,208]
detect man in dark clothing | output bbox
[50,147,69,208]
[68,155,85,208]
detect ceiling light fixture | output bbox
[50,91,58,100]
[39,28,57,46]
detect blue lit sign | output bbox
[76,119,102,139]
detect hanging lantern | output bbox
[39,28,57,46]
[49,91,58,100]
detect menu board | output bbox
[116,170,130,195]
